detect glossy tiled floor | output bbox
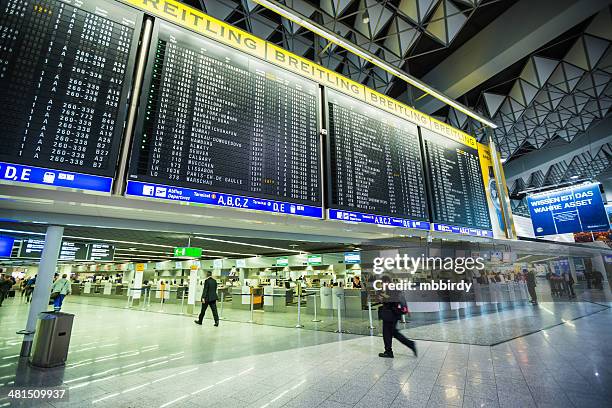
[0,294,611,408]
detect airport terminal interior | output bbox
[1,0,612,407]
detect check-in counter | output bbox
[311,287,364,318]
[263,287,293,312]
[231,286,263,310]
[70,283,81,295]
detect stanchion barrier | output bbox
[219,291,226,320]
[335,293,346,333]
[367,300,375,330]
[125,288,133,308]
[248,292,254,323]
[312,292,321,323]
[295,293,303,328]
[180,292,187,315]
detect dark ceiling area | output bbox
[0,222,355,262]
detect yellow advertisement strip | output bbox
[365,89,476,148]
[266,43,366,100]
[120,0,266,59]
[122,0,474,147]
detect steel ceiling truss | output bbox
[180,0,491,93]
[438,7,612,160]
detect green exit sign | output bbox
[174,247,202,258]
[307,255,322,266]
[276,257,289,267]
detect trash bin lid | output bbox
[39,312,58,320]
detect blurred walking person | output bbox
[0,274,12,307]
[50,274,72,312]
[377,276,416,358]
[194,272,219,327]
[526,269,538,305]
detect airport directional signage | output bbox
[276,257,289,267]
[174,247,202,258]
[0,237,15,258]
[87,244,115,261]
[307,255,323,266]
[125,181,323,218]
[0,162,113,193]
[432,223,494,238]
[527,183,609,236]
[329,209,430,231]
[19,239,88,261]
[17,239,114,261]
[344,252,361,264]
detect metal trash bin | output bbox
[29,312,74,368]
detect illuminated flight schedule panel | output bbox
[0,0,141,192]
[420,128,492,236]
[327,91,429,230]
[126,22,322,217]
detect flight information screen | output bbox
[421,128,491,230]
[327,91,428,220]
[128,22,321,208]
[0,0,141,177]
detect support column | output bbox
[20,225,64,357]
[568,257,578,282]
[591,254,609,282]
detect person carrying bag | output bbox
[377,276,417,359]
[50,274,72,312]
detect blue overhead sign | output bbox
[125,181,323,218]
[344,252,361,264]
[0,236,14,258]
[329,209,430,231]
[432,223,494,238]
[527,183,608,236]
[0,162,112,193]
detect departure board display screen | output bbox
[127,22,321,212]
[421,128,491,230]
[327,91,428,220]
[0,0,142,178]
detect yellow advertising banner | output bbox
[120,0,266,59]
[265,43,366,100]
[477,143,505,238]
[364,89,476,148]
[120,0,476,147]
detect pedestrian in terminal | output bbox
[526,269,538,305]
[0,274,13,307]
[377,276,416,358]
[194,271,219,327]
[24,275,36,303]
[50,274,72,312]
[563,272,576,298]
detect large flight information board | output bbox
[421,128,491,231]
[127,22,321,216]
[327,91,428,222]
[0,0,141,187]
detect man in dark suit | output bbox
[194,272,219,326]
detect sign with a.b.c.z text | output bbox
[527,183,609,236]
